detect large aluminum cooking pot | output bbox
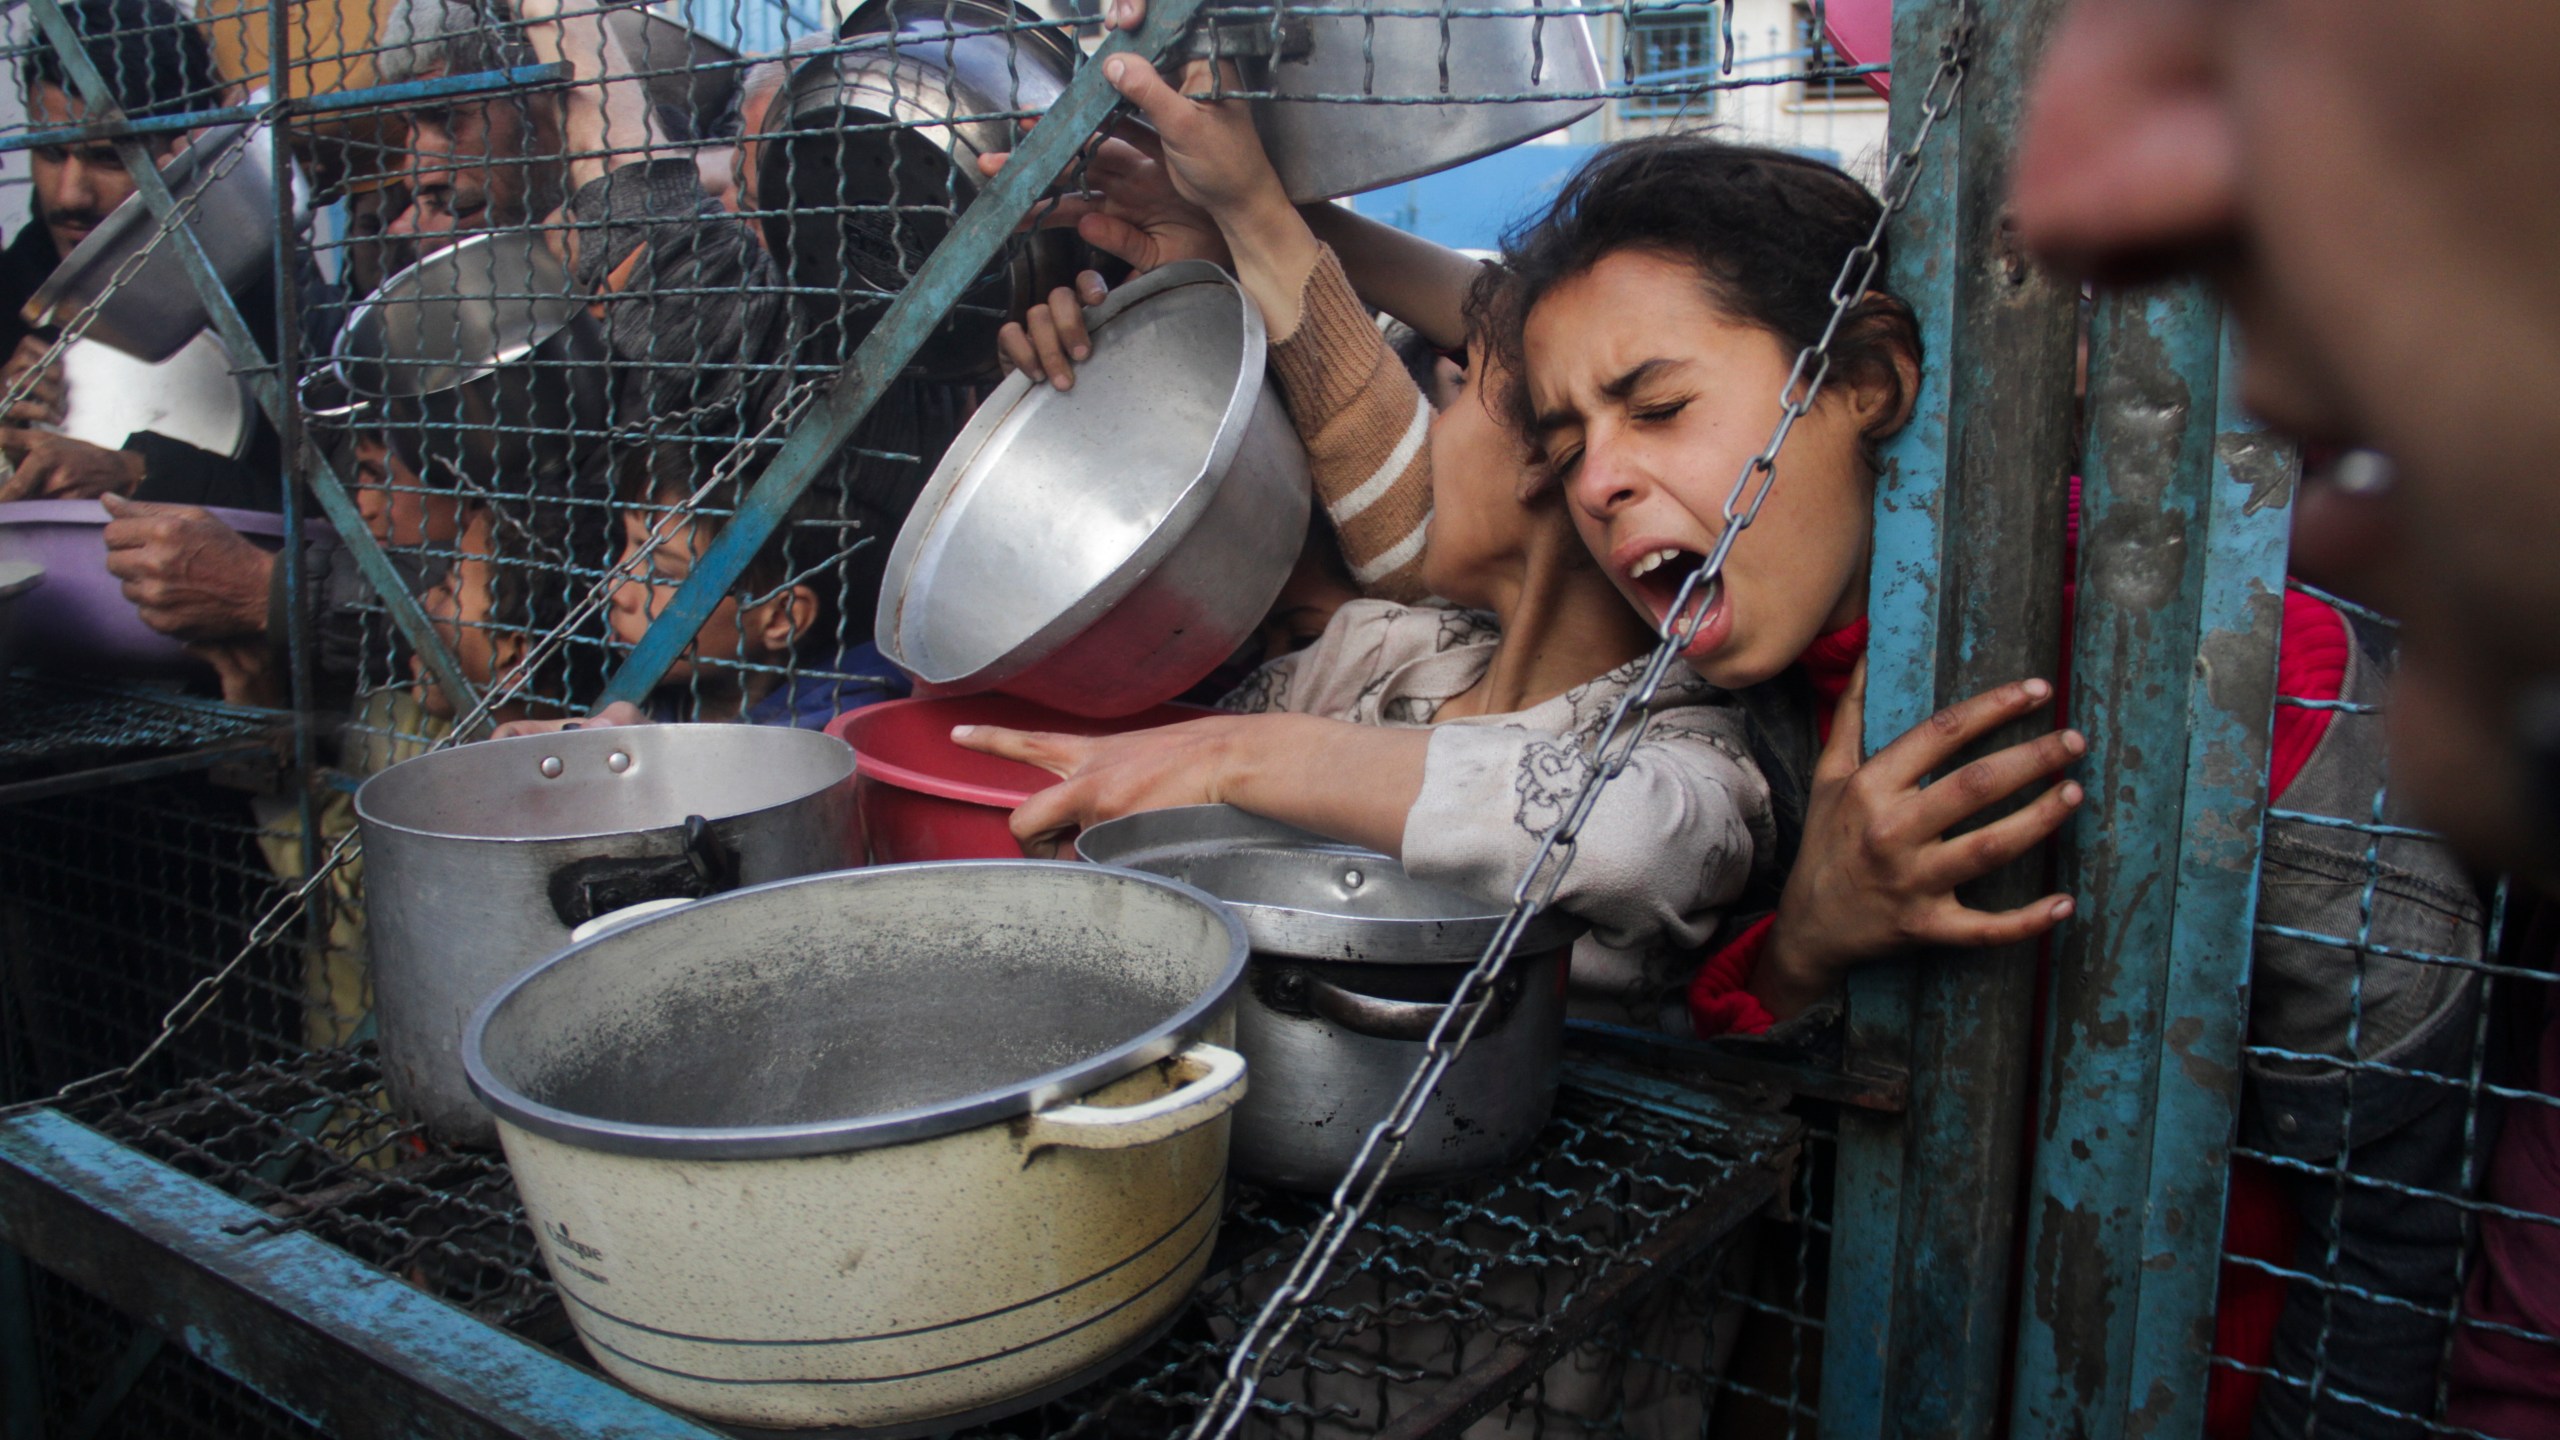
[760,0,1086,381]
[463,861,1248,1431]
[1172,0,1602,201]
[333,232,613,490]
[1079,806,1583,1191]
[24,121,285,362]
[876,261,1311,717]
[355,725,856,1147]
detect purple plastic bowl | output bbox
[0,499,309,677]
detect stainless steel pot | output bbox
[876,261,1312,717]
[760,0,1087,381]
[333,232,613,491]
[355,725,857,1147]
[24,121,285,362]
[1168,0,1602,201]
[1078,805,1584,1191]
[462,861,1249,1431]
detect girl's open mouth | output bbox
[1622,544,1732,660]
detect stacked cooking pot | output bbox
[1082,806,1583,1190]
[361,727,1260,1431]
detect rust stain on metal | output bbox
[2163,1014,2239,1095]
[2030,1194,2118,1407]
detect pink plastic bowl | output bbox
[826,694,1214,863]
[0,499,304,677]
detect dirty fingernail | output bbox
[2062,781,2084,805]
[2022,678,2051,701]
[1105,54,1128,82]
[2062,730,2087,755]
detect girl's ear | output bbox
[1842,301,1923,444]
[744,584,822,661]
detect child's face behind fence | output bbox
[609,506,749,689]
[1526,249,1901,690]
[413,508,523,720]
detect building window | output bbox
[1620,3,1719,121]
[1792,1,1876,107]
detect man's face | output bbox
[2015,0,2560,873]
[26,84,171,257]
[386,70,557,238]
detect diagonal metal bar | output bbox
[595,0,1215,705]
[20,0,486,728]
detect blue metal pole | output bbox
[18,0,487,728]
[1822,1,2083,1436]
[2006,281,2226,1436]
[595,0,1214,706]
[0,1110,727,1440]
[2006,313,2290,1438]
[0,63,571,155]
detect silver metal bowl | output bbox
[24,121,285,363]
[1226,0,1605,202]
[876,261,1312,717]
[759,0,1084,380]
[333,232,612,488]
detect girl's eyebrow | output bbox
[1602,358,1684,400]
[1534,358,1685,438]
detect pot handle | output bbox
[566,895,697,945]
[1305,974,1494,1043]
[1020,1043,1247,1153]
[546,814,741,928]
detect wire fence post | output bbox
[1820,0,2081,1435]
[2005,288,2291,1436]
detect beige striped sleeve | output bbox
[1264,245,1434,604]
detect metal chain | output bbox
[1183,24,1971,1438]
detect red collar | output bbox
[1798,618,1870,744]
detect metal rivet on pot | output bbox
[607,751,631,774]
[1343,869,1363,889]
[539,756,564,779]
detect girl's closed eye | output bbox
[1633,397,1692,424]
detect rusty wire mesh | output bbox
[2201,581,2554,1440]
[49,1046,1800,1436]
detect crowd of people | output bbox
[6,0,2558,1431]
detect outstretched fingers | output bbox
[950,724,1091,778]
[1914,891,2078,951]
[1868,676,2061,792]
[1900,725,2089,842]
[1916,777,2085,890]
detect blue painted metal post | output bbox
[1822,0,2084,1435]
[595,0,1212,705]
[0,1110,729,1440]
[18,0,486,726]
[2006,299,2290,1438]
